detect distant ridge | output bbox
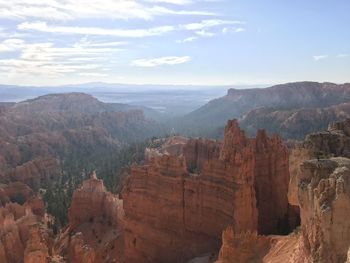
[176,81,350,139]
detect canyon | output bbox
[2,118,350,262]
[1,90,350,262]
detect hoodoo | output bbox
[122,120,293,263]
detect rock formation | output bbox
[0,194,50,263]
[178,82,350,138]
[216,227,309,263]
[3,158,59,190]
[304,119,350,157]
[298,158,350,263]
[239,102,350,140]
[123,120,292,263]
[23,224,51,263]
[276,119,350,263]
[55,173,124,263]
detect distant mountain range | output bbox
[175,82,350,139]
[0,82,231,117]
[4,81,350,140]
[10,92,163,121]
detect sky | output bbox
[0,0,349,86]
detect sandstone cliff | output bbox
[178,82,350,138]
[304,119,350,157]
[262,119,350,263]
[298,158,350,263]
[123,120,292,263]
[239,102,350,140]
[216,227,309,263]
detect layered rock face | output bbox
[68,173,121,228]
[179,82,350,138]
[298,158,350,263]
[254,130,291,234]
[282,119,350,263]
[123,120,291,263]
[239,102,350,140]
[304,118,350,157]
[216,228,271,263]
[216,227,309,263]
[56,173,124,263]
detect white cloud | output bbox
[182,19,243,31]
[0,0,214,21]
[18,21,175,38]
[337,54,349,58]
[175,19,245,43]
[131,56,191,67]
[0,38,25,52]
[313,55,328,61]
[222,27,245,34]
[18,19,243,39]
[195,30,215,37]
[73,38,128,48]
[176,36,198,43]
[0,39,124,76]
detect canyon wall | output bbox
[123,120,291,263]
[218,118,350,263]
[298,158,350,263]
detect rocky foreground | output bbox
[2,119,350,262]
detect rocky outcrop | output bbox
[298,158,350,263]
[304,119,350,157]
[56,174,124,263]
[24,224,50,263]
[239,102,350,140]
[68,173,120,228]
[289,119,350,207]
[3,158,59,190]
[123,120,292,263]
[1,182,34,205]
[283,119,350,263]
[0,195,50,263]
[216,228,271,263]
[288,146,311,207]
[178,82,350,138]
[216,227,309,263]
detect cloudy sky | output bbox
[0,0,349,86]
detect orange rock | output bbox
[254,130,291,234]
[123,120,292,263]
[0,199,50,263]
[24,224,50,263]
[56,174,124,263]
[216,227,310,263]
[216,228,271,263]
[4,158,59,189]
[298,158,350,263]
